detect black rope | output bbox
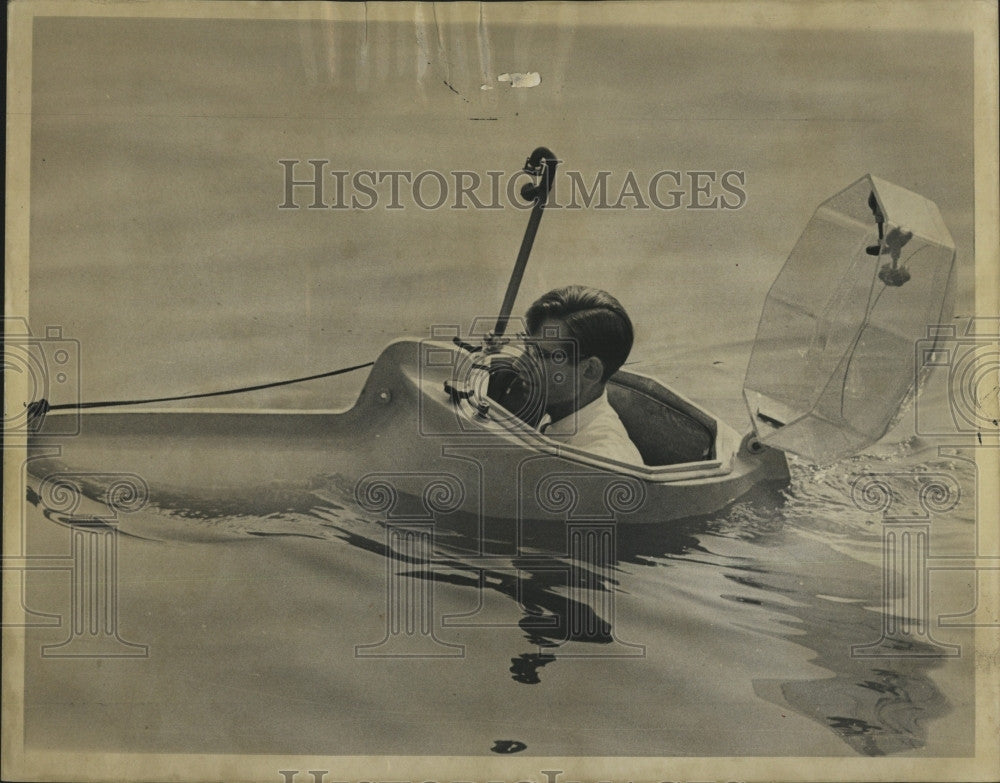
[29,360,375,415]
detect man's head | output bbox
[524,286,634,419]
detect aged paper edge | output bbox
[3,1,998,781]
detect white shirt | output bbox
[538,391,645,465]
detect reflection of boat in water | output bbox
[25,162,956,527]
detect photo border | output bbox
[4,2,998,781]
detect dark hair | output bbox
[525,285,634,382]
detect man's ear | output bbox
[582,356,605,383]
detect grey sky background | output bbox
[28,14,975,405]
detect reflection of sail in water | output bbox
[744,175,956,463]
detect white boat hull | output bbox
[27,339,790,526]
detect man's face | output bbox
[526,317,583,414]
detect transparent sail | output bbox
[743,175,956,463]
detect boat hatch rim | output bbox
[447,392,738,482]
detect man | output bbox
[522,285,644,466]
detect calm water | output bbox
[20,13,978,761]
